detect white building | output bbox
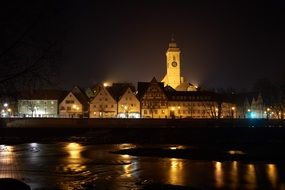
[59,86,89,118]
[17,90,65,117]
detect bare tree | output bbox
[0,2,73,101]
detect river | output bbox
[0,143,284,189]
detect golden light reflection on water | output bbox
[63,143,86,173]
[168,158,184,185]
[214,161,224,188]
[230,161,238,189]
[118,143,136,150]
[0,145,15,165]
[169,145,186,150]
[123,163,132,178]
[267,164,278,188]
[244,164,256,189]
[0,145,18,179]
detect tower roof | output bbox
[169,36,177,48]
[167,36,180,52]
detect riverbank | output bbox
[1,125,285,145]
[1,118,285,128]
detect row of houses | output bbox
[9,77,283,119]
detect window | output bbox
[66,100,74,104]
[93,105,96,108]
[105,98,108,101]
[60,106,65,110]
[131,104,133,107]
[51,101,54,105]
[144,110,147,114]
[154,110,158,114]
[67,106,71,111]
[105,105,108,108]
[111,105,114,108]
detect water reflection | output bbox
[214,161,224,188]
[0,145,17,178]
[118,143,136,150]
[230,161,238,189]
[169,145,186,150]
[168,158,184,185]
[245,164,256,189]
[0,143,284,190]
[119,152,138,179]
[63,142,86,173]
[0,145,14,165]
[267,164,278,189]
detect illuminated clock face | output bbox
[171,61,177,67]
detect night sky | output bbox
[1,0,284,90]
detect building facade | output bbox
[89,85,117,118]
[139,78,168,118]
[166,91,237,119]
[17,90,64,117]
[59,86,89,118]
[117,87,140,118]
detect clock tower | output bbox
[162,37,182,89]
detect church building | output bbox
[162,37,197,91]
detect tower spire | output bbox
[169,35,177,48]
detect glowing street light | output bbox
[103,82,110,87]
[3,103,8,108]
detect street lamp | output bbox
[231,107,235,118]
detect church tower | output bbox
[162,37,182,89]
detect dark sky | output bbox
[1,0,285,90]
